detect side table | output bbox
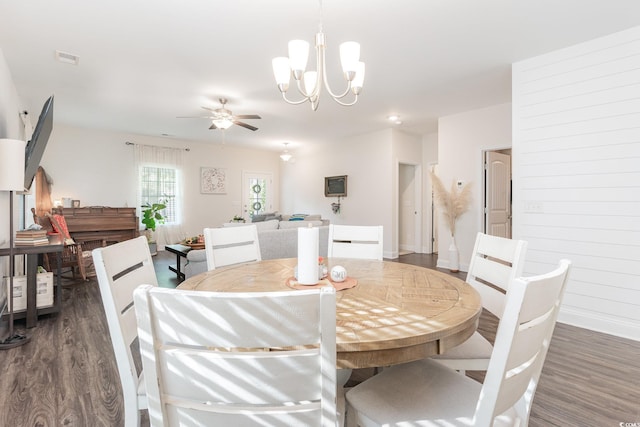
[165,244,193,282]
[0,235,63,328]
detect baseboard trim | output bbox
[558,307,640,342]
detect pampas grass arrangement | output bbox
[430,171,472,237]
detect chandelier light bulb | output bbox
[272,57,291,89]
[303,71,318,95]
[288,40,310,77]
[339,41,360,78]
[352,62,365,94]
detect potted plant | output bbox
[430,172,472,272]
[141,201,166,255]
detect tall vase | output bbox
[449,236,460,273]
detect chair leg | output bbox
[77,258,87,281]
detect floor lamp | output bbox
[0,138,29,349]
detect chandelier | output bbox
[280,143,293,162]
[271,1,365,111]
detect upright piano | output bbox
[55,206,139,244]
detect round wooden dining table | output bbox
[178,258,482,370]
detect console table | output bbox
[55,206,139,244]
[0,235,63,328]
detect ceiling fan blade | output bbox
[201,106,217,112]
[209,123,218,130]
[177,115,214,119]
[234,114,261,120]
[233,121,258,131]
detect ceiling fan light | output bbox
[272,57,291,89]
[212,117,233,130]
[288,39,309,76]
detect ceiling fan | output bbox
[178,98,261,131]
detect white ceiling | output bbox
[1,0,639,153]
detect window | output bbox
[134,144,184,247]
[140,166,177,223]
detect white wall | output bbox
[281,128,400,258]
[513,26,640,340]
[280,128,423,259]
[437,103,512,270]
[40,124,281,239]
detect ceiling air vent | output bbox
[55,50,79,65]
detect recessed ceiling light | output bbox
[55,50,80,65]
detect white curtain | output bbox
[134,144,186,249]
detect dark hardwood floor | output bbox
[1,251,638,426]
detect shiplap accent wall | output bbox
[513,26,640,340]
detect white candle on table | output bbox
[297,225,319,285]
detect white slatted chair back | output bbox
[432,232,528,372]
[466,232,528,318]
[134,285,337,427]
[475,259,571,425]
[92,235,158,427]
[328,224,383,260]
[345,259,571,427]
[203,225,261,270]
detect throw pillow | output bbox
[49,214,75,245]
[251,214,266,222]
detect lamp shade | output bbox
[0,138,25,191]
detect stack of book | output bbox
[15,229,49,246]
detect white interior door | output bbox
[485,151,511,238]
[242,171,273,220]
[399,164,416,254]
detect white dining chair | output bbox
[92,235,158,427]
[431,232,528,373]
[133,285,337,427]
[203,224,262,270]
[328,224,383,260]
[346,259,571,427]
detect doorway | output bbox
[398,163,421,256]
[241,171,273,220]
[483,149,512,238]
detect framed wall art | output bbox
[201,167,227,194]
[324,175,347,197]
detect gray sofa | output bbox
[184,221,329,278]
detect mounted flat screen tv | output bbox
[324,175,347,197]
[24,95,54,191]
